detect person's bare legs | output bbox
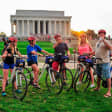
[10,69,18,90]
[90,67,94,85]
[2,69,8,92]
[32,64,39,85]
[94,77,101,90]
[104,78,111,97]
[79,67,84,82]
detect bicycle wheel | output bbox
[45,68,63,95]
[12,72,28,101]
[24,67,33,86]
[73,63,84,83]
[92,65,97,83]
[61,68,73,91]
[74,71,91,92]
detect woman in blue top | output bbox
[27,37,52,88]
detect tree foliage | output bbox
[0,32,7,38]
[71,29,97,40]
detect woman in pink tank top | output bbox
[78,34,92,55]
[76,33,95,88]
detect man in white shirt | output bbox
[94,29,112,97]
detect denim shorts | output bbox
[96,63,111,79]
[3,63,15,69]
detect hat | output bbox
[54,34,61,39]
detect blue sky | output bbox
[0,0,112,36]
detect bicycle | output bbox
[74,54,96,92]
[0,55,28,101]
[24,55,63,95]
[51,53,73,92]
[11,55,28,101]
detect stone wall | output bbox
[16,10,64,17]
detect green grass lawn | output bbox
[0,41,111,112]
[0,69,112,112]
[0,41,73,55]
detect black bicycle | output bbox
[74,54,95,92]
[23,55,63,95]
[45,55,63,95]
[52,53,74,92]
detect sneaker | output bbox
[15,89,22,93]
[90,84,95,88]
[2,91,7,96]
[76,81,82,85]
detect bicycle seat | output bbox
[78,55,87,62]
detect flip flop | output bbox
[104,94,111,98]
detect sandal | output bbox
[104,94,111,98]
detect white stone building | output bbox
[10,10,72,39]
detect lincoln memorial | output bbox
[10,10,72,39]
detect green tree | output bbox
[0,32,7,38]
[86,29,97,40]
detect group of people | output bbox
[1,29,112,98]
[76,29,112,98]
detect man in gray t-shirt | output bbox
[94,29,112,97]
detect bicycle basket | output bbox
[61,56,69,63]
[78,56,86,62]
[45,56,54,64]
[16,59,25,67]
[85,59,93,65]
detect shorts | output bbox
[52,61,65,71]
[3,63,15,69]
[96,63,111,79]
[27,61,38,66]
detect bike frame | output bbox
[29,63,56,84]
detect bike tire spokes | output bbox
[45,69,63,95]
[12,72,28,101]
